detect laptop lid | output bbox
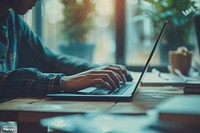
[130,21,168,98]
[47,21,168,102]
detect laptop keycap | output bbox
[89,83,132,95]
[111,83,132,95]
[89,88,112,95]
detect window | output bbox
[125,0,157,66]
[24,0,200,70]
[26,0,116,64]
[125,0,199,67]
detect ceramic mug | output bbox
[169,47,193,75]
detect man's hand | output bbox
[60,64,131,92]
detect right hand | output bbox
[60,65,129,92]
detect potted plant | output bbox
[139,0,198,64]
[59,0,96,61]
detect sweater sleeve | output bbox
[0,68,64,99]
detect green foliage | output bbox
[61,0,95,44]
[142,0,198,45]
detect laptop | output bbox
[47,21,168,102]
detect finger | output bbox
[97,70,120,88]
[104,67,127,83]
[109,64,129,76]
[91,78,113,90]
[89,74,118,89]
[79,70,120,89]
[105,71,121,88]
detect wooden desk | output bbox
[0,86,184,133]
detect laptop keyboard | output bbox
[89,83,132,95]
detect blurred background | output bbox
[24,0,200,71]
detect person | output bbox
[0,0,132,99]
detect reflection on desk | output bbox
[41,113,158,133]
